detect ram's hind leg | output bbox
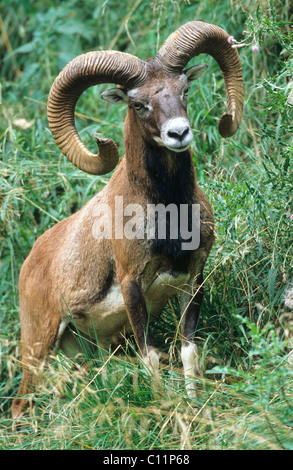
[180,272,204,397]
[12,303,61,421]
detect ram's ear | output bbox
[184,64,208,85]
[101,87,129,104]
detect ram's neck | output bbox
[123,110,197,205]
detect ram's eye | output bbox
[184,89,189,97]
[132,102,143,110]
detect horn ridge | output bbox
[47,51,147,175]
[156,21,243,137]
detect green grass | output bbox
[1,0,293,450]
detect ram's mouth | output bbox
[153,136,191,153]
[165,144,191,153]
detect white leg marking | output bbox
[54,318,71,349]
[181,343,198,397]
[143,349,162,397]
[143,349,160,374]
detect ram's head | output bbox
[47,21,243,175]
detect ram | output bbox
[12,21,243,420]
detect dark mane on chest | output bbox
[144,146,197,262]
[144,147,195,205]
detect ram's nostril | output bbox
[167,126,190,141]
[167,130,180,139]
[181,127,190,138]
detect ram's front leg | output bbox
[180,273,204,397]
[120,275,160,375]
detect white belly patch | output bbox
[145,271,190,300]
[58,271,190,353]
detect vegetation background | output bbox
[0,0,292,450]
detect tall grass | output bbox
[0,0,292,450]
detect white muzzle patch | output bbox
[160,118,193,152]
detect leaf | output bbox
[54,18,95,40]
[6,42,35,57]
[287,87,293,106]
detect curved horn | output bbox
[155,21,243,138]
[47,51,147,174]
